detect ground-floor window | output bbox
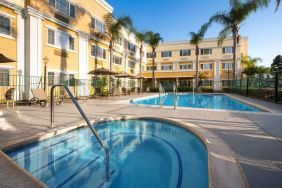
[200,80,213,87]
[179,80,192,87]
[0,68,10,86]
[222,80,231,87]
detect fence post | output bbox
[246,77,249,97]
[275,71,279,103]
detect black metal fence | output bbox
[0,74,137,104]
[228,72,282,104]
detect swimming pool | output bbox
[131,94,262,112]
[4,119,208,188]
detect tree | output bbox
[198,71,209,87]
[271,55,282,71]
[208,0,268,80]
[189,23,209,91]
[135,31,147,90]
[241,55,262,76]
[103,13,133,71]
[145,31,163,87]
[92,32,106,70]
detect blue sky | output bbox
[107,0,282,67]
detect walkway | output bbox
[0,93,282,188]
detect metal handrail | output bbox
[173,83,178,110]
[159,84,166,109]
[50,85,110,181]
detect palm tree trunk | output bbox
[109,42,113,71]
[232,33,237,80]
[152,50,156,88]
[195,46,199,91]
[139,45,143,91]
[95,44,98,70]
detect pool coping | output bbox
[0,116,248,188]
[128,92,271,114]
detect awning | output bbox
[0,54,16,63]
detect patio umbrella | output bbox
[133,74,145,79]
[115,72,134,78]
[88,68,117,76]
[0,54,16,63]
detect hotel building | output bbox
[0,0,248,102]
[144,37,248,91]
[0,0,146,100]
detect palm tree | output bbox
[92,32,106,69]
[189,24,209,91]
[241,55,262,76]
[145,31,163,87]
[208,0,269,80]
[135,31,147,90]
[198,71,209,88]
[103,13,133,71]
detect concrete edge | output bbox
[0,116,248,188]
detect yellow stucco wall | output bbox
[0,5,17,76]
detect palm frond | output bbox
[276,0,281,11]
[209,11,231,26]
[217,27,231,46]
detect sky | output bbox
[106,0,282,67]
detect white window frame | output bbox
[161,51,172,58]
[180,49,191,56]
[161,65,173,71]
[0,68,10,86]
[46,27,76,52]
[0,13,12,37]
[49,0,76,18]
[91,17,105,33]
[91,45,107,59]
[222,62,233,70]
[201,48,212,55]
[222,47,233,54]
[201,63,213,70]
[113,55,122,65]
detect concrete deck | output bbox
[0,93,282,188]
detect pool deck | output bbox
[0,93,282,188]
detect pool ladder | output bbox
[173,83,178,110]
[159,84,167,109]
[50,85,111,182]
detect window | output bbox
[161,51,172,58]
[48,29,55,45]
[180,50,191,56]
[48,72,55,86]
[91,18,105,33]
[179,80,191,87]
[222,47,233,54]
[47,28,75,51]
[201,80,213,86]
[91,45,106,59]
[161,65,173,70]
[49,0,76,18]
[69,36,74,50]
[0,69,9,86]
[201,48,212,55]
[222,80,231,87]
[0,14,11,36]
[116,37,123,46]
[179,64,193,70]
[128,43,136,53]
[147,66,157,71]
[222,62,233,70]
[201,63,213,70]
[113,56,122,65]
[128,61,135,68]
[69,74,75,86]
[146,52,155,58]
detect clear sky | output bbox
[106,0,282,67]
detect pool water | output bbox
[4,119,208,188]
[131,94,262,112]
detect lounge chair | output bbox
[29,88,48,107]
[5,88,15,109]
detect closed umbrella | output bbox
[0,54,16,63]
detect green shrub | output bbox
[201,87,214,93]
[177,86,193,92]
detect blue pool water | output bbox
[4,119,208,188]
[131,94,262,112]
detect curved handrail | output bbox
[173,83,178,110]
[50,84,110,181]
